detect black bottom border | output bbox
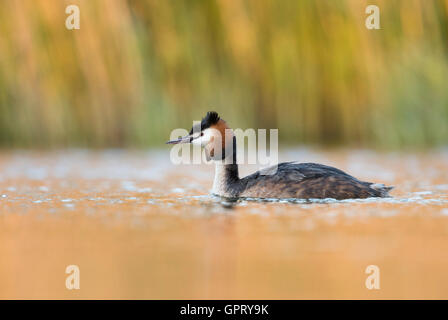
[1,300,446,318]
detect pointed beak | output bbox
[166,135,192,145]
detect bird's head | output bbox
[166,111,234,161]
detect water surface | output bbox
[0,149,447,299]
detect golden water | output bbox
[0,149,447,299]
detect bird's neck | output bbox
[211,139,240,198]
[212,161,240,198]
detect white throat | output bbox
[212,162,228,196]
[211,155,239,197]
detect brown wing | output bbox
[239,162,387,199]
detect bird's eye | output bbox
[200,132,204,136]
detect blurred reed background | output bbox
[0,0,447,148]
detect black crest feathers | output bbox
[202,111,220,128]
[190,111,220,134]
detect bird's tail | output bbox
[370,183,394,197]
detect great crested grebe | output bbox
[167,112,393,200]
